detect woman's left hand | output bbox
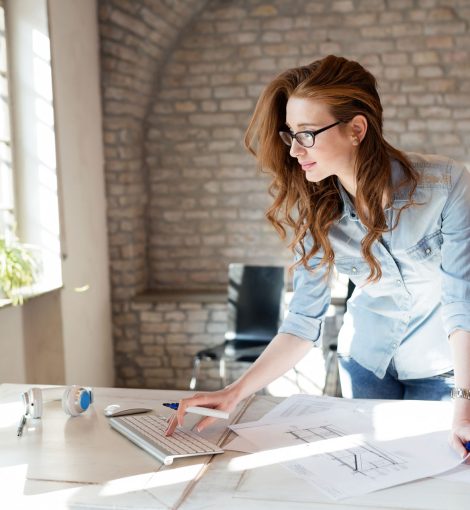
[450,410,470,461]
[450,423,470,463]
[448,331,470,461]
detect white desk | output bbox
[1,383,469,509]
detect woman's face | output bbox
[284,96,357,185]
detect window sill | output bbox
[0,282,63,309]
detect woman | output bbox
[167,55,470,458]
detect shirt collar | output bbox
[336,158,406,221]
[336,178,359,221]
[390,157,409,201]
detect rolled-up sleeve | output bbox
[278,253,331,345]
[440,161,470,336]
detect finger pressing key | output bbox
[165,414,178,436]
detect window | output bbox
[0,0,63,304]
[0,1,15,242]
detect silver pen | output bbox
[17,414,26,437]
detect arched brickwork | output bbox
[99,0,470,389]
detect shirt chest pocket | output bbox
[334,257,369,280]
[405,231,442,263]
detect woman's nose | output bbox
[289,138,306,158]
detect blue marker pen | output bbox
[162,402,229,419]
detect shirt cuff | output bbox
[441,301,470,337]
[278,311,324,345]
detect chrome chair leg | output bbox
[219,358,227,387]
[189,357,201,390]
[219,358,227,388]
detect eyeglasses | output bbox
[278,120,341,148]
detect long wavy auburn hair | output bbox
[245,55,419,282]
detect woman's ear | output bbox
[350,115,368,145]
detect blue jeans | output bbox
[338,355,454,401]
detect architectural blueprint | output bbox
[230,407,462,499]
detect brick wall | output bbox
[99,0,209,302]
[122,298,227,390]
[146,0,470,289]
[99,0,470,389]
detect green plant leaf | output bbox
[0,237,40,305]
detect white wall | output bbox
[0,306,26,382]
[47,0,114,387]
[0,0,114,387]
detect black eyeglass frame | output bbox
[279,120,342,148]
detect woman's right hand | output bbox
[164,334,313,436]
[165,385,243,436]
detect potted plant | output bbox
[0,237,40,305]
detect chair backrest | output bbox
[225,264,285,343]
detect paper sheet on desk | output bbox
[435,463,470,482]
[226,397,466,499]
[230,408,461,500]
[225,393,372,453]
[269,395,470,485]
[260,393,373,421]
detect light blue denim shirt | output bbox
[279,153,470,379]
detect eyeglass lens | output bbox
[279,131,314,148]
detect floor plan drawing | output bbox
[233,407,461,499]
[286,424,407,477]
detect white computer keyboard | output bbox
[109,414,224,465]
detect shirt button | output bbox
[392,342,398,349]
[425,247,431,255]
[352,267,357,273]
[396,279,402,285]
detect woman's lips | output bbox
[300,162,316,171]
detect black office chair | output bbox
[189,264,285,390]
